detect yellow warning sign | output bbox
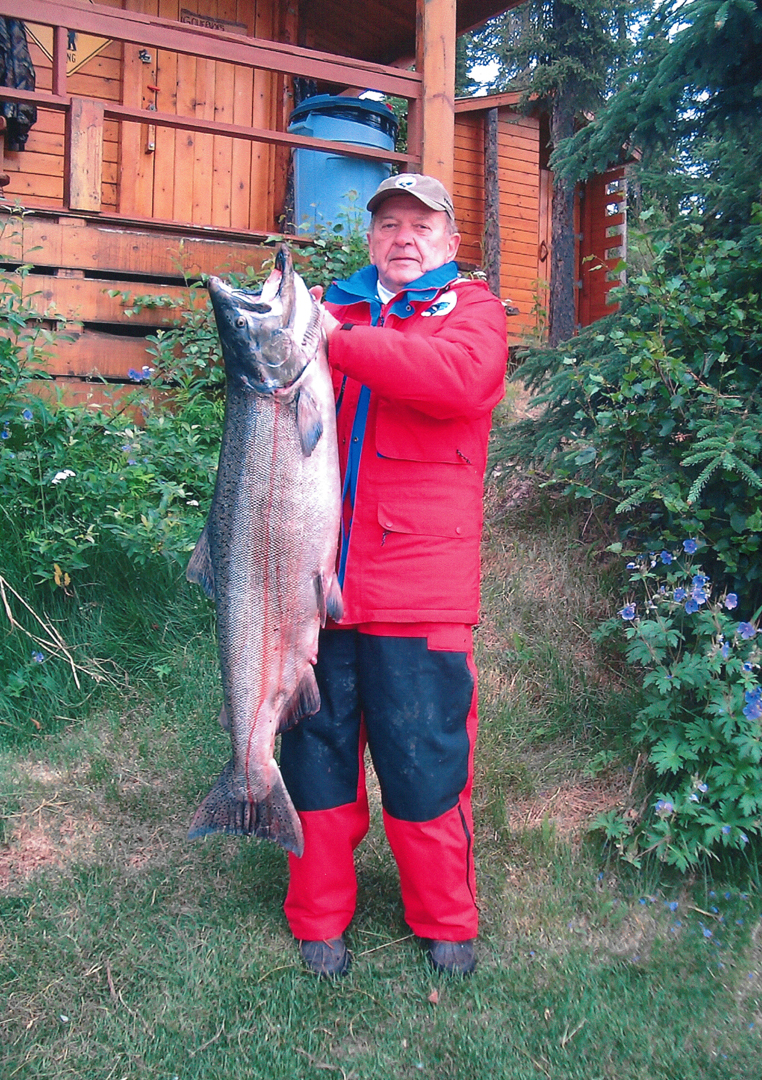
[25,24,112,76]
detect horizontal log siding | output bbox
[0,208,279,401]
[453,104,541,341]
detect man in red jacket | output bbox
[280,174,508,976]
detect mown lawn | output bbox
[2,476,762,1079]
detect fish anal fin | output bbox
[186,522,215,599]
[314,572,343,626]
[296,388,323,456]
[188,759,304,857]
[326,574,343,622]
[277,668,320,733]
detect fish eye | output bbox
[235,316,246,327]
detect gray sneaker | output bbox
[299,936,351,977]
[427,939,476,975]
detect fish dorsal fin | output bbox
[277,668,321,733]
[296,387,323,456]
[186,522,215,599]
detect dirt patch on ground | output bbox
[505,769,633,843]
[0,805,102,892]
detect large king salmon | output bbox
[186,245,342,856]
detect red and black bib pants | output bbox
[280,622,479,942]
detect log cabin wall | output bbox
[13,0,283,231]
[453,94,626,344]
[0,0,418,406]
[453,96,544,343]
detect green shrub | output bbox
[593,539,762,870]
[495,211,762,609]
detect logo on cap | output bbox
[395,176,417,189]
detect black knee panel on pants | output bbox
[280,630,474,822]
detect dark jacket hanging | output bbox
[0,19,37,151]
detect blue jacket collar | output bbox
[326,261,459,311]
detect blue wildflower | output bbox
[655,799,674,816]
[683,539,699,554]
[689,793,700,802]
[626,562,636,569]
[128,368,143,382]
[691,587,707,605]
[619,604,636,621]
[738,622,757,640]
[674,588,687,602]
[743,687,762,721]
[722,825,731,835]
[660,551,673,564]
[725,593,738,610]
[1,425,9,440]
[31,650,44,663]
[740,834,749,845]
[744,662,754,672]
[692,574,708,587]
[697,782,708,793]
[668,901,678,911]
[685,598,699,614]
[721,642,731,659]
[22,408,33,421]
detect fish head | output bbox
[208,245,318,394]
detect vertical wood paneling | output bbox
[192,54,215,223]
[153,0,179,220]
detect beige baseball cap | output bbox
[367,173,455,220]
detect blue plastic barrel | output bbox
[288,95,398,233]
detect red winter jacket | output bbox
[325,261,508,625]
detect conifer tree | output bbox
[462,1,643,343]
[558,0,762,233]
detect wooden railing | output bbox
[0,0,421,218]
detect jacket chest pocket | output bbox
[375,399,478,466]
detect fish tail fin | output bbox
[188,758,304,857]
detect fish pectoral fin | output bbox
[277,668,320,732]
[186,522,215,599]
[296,387,323,456]
[187,758,304,857]
[314,572,344,626]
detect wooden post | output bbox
[65,98,105,212]
[0,118,10,193]
[52,25,68,97]
[483,107,501,296]
[415,0,455,190]
[274,0,299,230]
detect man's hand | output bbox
[310,285,341,344]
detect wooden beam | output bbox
[66,98,104,212]
[416,0,456,189]
[0,0,422,99]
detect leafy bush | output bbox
[594,540,762,870]
[495,212,762,609]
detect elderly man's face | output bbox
[367,194,460,294]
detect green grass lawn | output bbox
[2,487,762,1079]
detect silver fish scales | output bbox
[186,245,342,856]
